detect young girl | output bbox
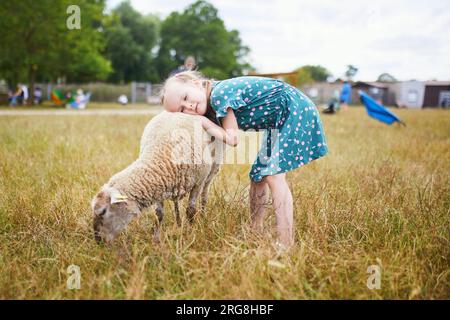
[161,71,328,248]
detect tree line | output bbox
[0,0,396,99]
[0,0,252,93]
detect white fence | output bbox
[3,82,163,104]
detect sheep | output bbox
[91,111,221,243]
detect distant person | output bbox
[340,81,351,110]
[74,89,87,109]
[34,86,43,105]
[9,84,24,106]
[118,94,128,106]
[169,56,196,77]
[66,89,88,109]
[322,90,340,114]
[7,89,14,106]
[20,83,29,105]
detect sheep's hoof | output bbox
[152,235,161,244]
[152,228,161,244]
[186,207,196,224]
[251,222,264,234]
[175,216,182,227]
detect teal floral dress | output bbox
[210,76,328,182]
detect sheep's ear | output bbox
[92,190,110,215]
[111,193,128,204]
[109,188,128,204]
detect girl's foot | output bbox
[274,240,291,255]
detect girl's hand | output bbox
[199,108,239,147]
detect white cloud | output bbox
[107,0,450,81]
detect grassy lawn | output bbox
[0,108,448,299]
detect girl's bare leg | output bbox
[249,179,269,232]
[265,173,294,247]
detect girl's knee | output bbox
[251,178,267,188]
[263,173,286,184]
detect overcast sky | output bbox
[107,0,450,81]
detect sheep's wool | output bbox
[107,111,219,206]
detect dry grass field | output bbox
[0,107,448,299]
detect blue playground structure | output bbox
[359,90,405,126]
[67,92,91,109]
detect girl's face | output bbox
[163,80,207,115]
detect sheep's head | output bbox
[91,186,141,243]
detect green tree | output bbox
[156,0,251,80]
[0,0,111,99]
[61,0,112,83]
[104,1,160,82]
[345,65,358,81]
[377,73,397,82]
[296,68,314,86]
[297,65,331,82]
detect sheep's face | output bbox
[91,187,140,243]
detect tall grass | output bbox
[0,108,448,299]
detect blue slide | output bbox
[359,91,405,126]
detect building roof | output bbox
[423,81,450,86]
[353,81,389,89]
[248,71,297,77]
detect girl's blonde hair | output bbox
[160,70,209,105]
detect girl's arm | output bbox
[200,108,239,147]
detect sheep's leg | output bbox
[173,200,181,227]
[186,184,203,224]
[199,183,210,213]
[200,163,220,212]
[152,202,164,242]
